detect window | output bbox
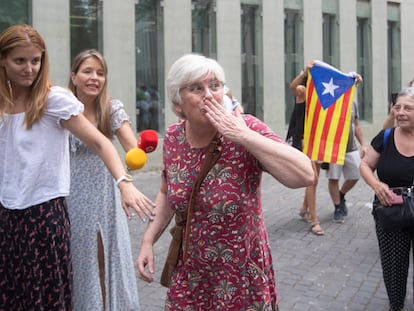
[241,1,263,119]
[322,0,339,67]
[192,0,216,58]
[135,0,164,133]
[322,14,339,68]
[387,2,401,106]
[0,0,32,33]
[70,0,103,59]
[356,0,372,122]
[284,8,303,123]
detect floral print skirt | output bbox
[0,197,72,310]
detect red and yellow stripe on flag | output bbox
[302,74,355,165]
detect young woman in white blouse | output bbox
[0,24,155,310]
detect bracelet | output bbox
[116,174,134,187]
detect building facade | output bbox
[1,0,414,164]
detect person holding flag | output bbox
[302,61,365,223]
[287,60,325,236]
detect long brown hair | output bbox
[0,24,51,128]
[68,49,112,138]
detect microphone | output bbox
[138,130,158,153]
[125,147,147,170]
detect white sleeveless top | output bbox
[0,86,84,209]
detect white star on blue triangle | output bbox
[310,61,356,109]
[322,78,339,97]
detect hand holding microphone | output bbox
[125,130,158,170]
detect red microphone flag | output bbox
[138,130,158,153]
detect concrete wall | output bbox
[262,0,285,133]
[103,0,137,132]
[370,0,389,139]
[163,0,192,129]
[32,0,71,86]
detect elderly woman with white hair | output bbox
[136,53,313,310]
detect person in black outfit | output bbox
[360,87,414,311]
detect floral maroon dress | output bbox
[163,114,283,311]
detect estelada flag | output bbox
[302,61,357,165]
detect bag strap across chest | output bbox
[182,134,222,262]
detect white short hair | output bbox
[166,54,226,118]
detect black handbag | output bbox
[373,186,414,232]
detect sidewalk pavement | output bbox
[128,170,414,311]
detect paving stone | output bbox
[129,171,414,310]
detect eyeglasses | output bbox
[180,80,224,95]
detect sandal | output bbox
[310,222,324,236]
[299,209,311,222]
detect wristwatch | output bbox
[116,174,134,187]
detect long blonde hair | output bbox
[68,49,113,138]
[0,24,51,128]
